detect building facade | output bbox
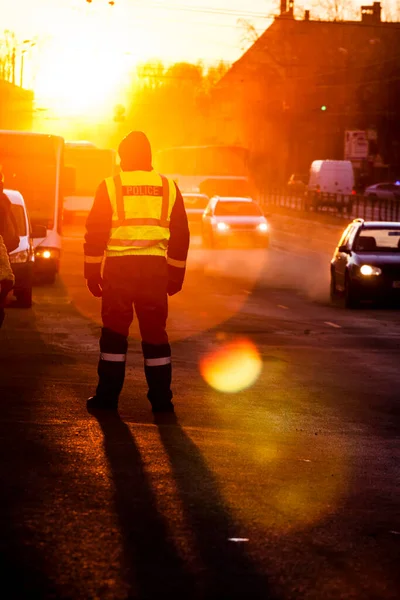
[212,2,400,189]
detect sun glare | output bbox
[34,38,129,118]
[200,338,262,393]
[31,3,155,120]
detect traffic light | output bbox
[321,105,327,111]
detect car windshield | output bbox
[183,195,209,210]
[355,228,400,252]
[214,201,263,217]
[10,204,27,236]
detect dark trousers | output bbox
[96,256,172,406]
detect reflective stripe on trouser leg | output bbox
[142,342,172,404]
[96,327,128,401]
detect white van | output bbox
[7,189,46,307]
[308,160,354,195]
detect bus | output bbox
[0,130,71,282]
[153,145,254,198]
[64,142,118,220]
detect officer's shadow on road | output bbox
[154,414,274,599]
[88,408,194,599]
[90,409,274,599]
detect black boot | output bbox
[146,364,174,413]
[142,342,174,413]
[88,328,127,411]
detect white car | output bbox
[364,182,400,201]
[7,189,46,307]
[201,196,269,249]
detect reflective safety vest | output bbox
[105,170,177,257]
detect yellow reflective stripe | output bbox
[85,256,103,263]
[106,172,177,255]
[111,218,169,227]
[106,247,166,257]
[110,239,166,248]
[114,175,125,222]
[160,174,169,227]
[167,257,186,268]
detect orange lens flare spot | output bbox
[200,339,262,393]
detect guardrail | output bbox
[258,191,400,222]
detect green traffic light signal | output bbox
[321,105,327,111]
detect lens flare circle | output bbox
[200,338,262,393]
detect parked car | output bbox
[287,173,308,194]
[364,182,400,201]
[182,192,209,227]
[202,196,269,249]
[7,189,46,308]
[330,218,400,308]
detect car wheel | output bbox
[15,286,33,308]
[344,274,359,309]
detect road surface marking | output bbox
[325,321,342,329]
[278,304,289,310]
[228,538,249,543]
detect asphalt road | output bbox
[0,222,400,600]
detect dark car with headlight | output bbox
[202,196,269,249]
[330,219,400,307]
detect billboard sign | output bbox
[344,130,369,160]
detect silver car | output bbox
[202,196,269,249]
[364,182,400,201]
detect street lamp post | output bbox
[20,40,35,88]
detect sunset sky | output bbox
[1,0,273,115]
[1,0,394,122]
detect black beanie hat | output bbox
[118,131,152,170]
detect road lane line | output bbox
[277,304,289,310]
[325,321,341,329]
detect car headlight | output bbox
[10,250,29,264]
[257,223,268,232]
[216,222,230,232]
[35,249,53,259]
[360,264,382,276]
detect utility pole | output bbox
[11,47,16,84]
[20,52,24,87]
[20,40,35,88]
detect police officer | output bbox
[84,131,190,412]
